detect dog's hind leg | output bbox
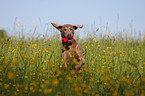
[74,57,86,74]
[78,57,86,70]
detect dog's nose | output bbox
[67,34,72,38]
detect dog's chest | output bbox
[62,46,79,57]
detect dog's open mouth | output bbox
[67,38,72,42]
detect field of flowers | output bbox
[0,26,145,96]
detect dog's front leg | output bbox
[61,51,72,69]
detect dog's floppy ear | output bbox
[51,23,63,31]
[72,24,83,30]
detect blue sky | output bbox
[0,0,145,36]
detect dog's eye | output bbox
[64,29,66,31]
[70,29,72,30]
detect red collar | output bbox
[62,37,73,42]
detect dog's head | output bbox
[51,23,83,43]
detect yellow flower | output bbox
[96,80,99,83]
[102,55,105,58]
[7,71,15,80]
[114,52,117,54]
[128,65,131,67]
[112,91,118,96]
[135,51,138,54]
[94,38,97,42]
[25,86,28,90]
[57,91,61,94]
[122,29,124,32]
[74,75,77,78]
[103,50,106,52]
[134,67,137,70]
[70,70,75,75]
[72,58,79,65]
[12,49,16,52]
[22,21,24,26]
[33,20,35,23]
[84,89,88,93]
[66,75,72,81]
[14,92,17,95]
[82,83,86,87]
[63,47,66,51]
[44,88,52,94]
[96,94,100,96]
[25,76,28,78]
[4,84,9,89]
[41,84,45,88]
[128,59,130,61]
[39,89,42,92]
[126,76,129,78]
[52,79,59,86]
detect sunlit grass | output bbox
[0,26,145,96]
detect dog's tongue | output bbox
[67,40,71,42]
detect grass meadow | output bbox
[0,24,145,96]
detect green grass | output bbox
[0,28,145,96]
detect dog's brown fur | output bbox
[51,23,86,74]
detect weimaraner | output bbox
[51,23,86,74]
